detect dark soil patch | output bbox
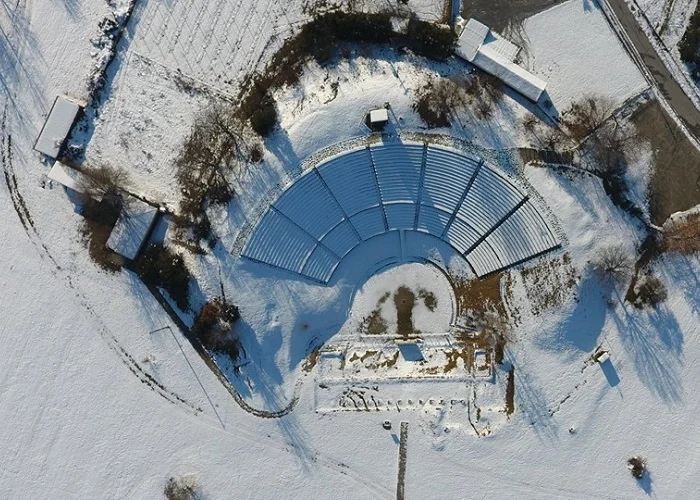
[461,0,563,33]
[418,289,437,311]
[395,286,417,337]
[505,365,515,415]
[632,100,700,225]
[452,272,505,317]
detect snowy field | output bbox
[522,0,649,112]
[1,1,700,499]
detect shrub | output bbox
[633,273,668,308]
[192,297,241,358]
[135,245,192,311]
[80,196,125,272]
[249,144,264,163]
[405,17,456,60]
[627,456,647,479]
[164,475,199,500]
[250,94,277,137]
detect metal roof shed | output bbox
[473,46,547,102]
[34,96,81,159]
[106,197,160,261]
[456,18,489,61]
[455,18,547,102]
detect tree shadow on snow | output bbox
[612,304,683,405]
[265,128,301,177]
[663,254,700,318]
[638,471,653,496]
[508,354,559,441]
[534,277,607,358]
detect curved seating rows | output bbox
[242,142,559,283]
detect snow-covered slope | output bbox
[1,0,699,499]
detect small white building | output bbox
[456,18,547,103]
[369,108,389,130]
[46,162,82,192]
[34,96,82,158]
[106,196,160,261]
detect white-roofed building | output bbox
[34,96,82,158]
[106,196,160,261]
[456,18,547,102]
[47,162,82,192]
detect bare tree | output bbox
[586,119,640,177]
[563,94,615,141]
[78,164,130,206]
[176,101,255,224]
[591,245,634,284]
[471,304,514,350]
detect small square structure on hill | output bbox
[370,108,389,125]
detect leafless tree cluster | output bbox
[176,102,262,242]
[77,164,131,272]
[78,164,130,208]
[520,113,571,152]
[471,73,504,119]
[585,119,640,177]
[178,104,240,212]
[414,76,472,128]
[413,72,505,127]
[591,245,634,285]
[562,94,615,141]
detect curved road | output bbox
[604,0,700,140]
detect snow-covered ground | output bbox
[522,0,649,113]
[2,0,700,499]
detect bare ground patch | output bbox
[632,100,700,225]
[461,0,564,33]
[520,254,579,316]
[452,272,505,318]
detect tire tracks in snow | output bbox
[1,110,393,500]
[1,106,203,418]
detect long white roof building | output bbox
[456,19,547,102]
[34,96,82,158]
